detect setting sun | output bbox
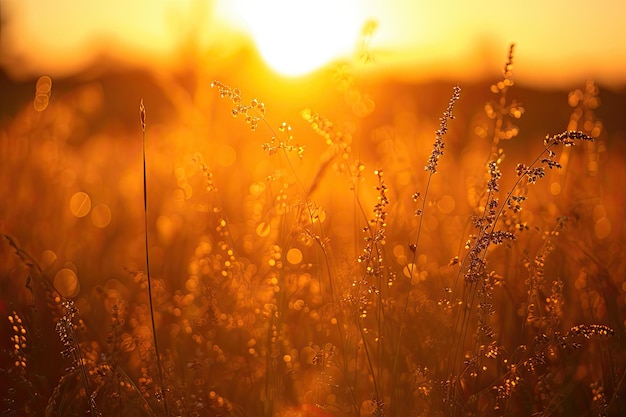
[224,0,367,76]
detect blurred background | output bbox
[1,1,626,415]
[2,0,626,86]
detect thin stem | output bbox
[390,172,433,415]
[140,100,170,417]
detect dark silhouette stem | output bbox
[140,100,170,417]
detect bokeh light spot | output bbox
[157,215,174,243]
[41,250,57,270]
[594,218,611,239]
[173,189,186,210]
[403,263,419,280]
[54,268,79,298]
[300,346,317,364]
[286,248,303,265]
[33,94,49,112]
[70,192,91,217]
[36,75,52,93]
[249,182,266,196]
[33,75,52,112]
[592,204,606,221]
[91,204,112,228]
[182,183,193,199]
[185,277,199,292]
[174,167,186,181]
[403,263,428,285]
[392,244,407,264]
[256,221,271,237]
[588,160,599,175]
[437,195,456,214]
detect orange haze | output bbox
[1,0,625,88]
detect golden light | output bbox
[3,1,625,86]
[226,0,366,77]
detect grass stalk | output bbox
[140,100,170,417]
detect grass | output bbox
[1,43,625,417]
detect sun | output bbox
[224,0,365,77]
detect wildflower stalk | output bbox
[140,100,170,417]
[3,235,97,416]
[211,81,307,194]
[360,169,389,415]
[56,300,99,417]
[488,131,593,247]
[211,82,334,414]
[390,85,460,415]
[446,130,594,410]
[489,43,517,159]
[302,208,361,415]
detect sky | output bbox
[1,0,625,88]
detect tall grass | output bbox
[1,43,624,417]
[140,99,171,417]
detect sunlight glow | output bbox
[226,0,366,76]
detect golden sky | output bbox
[1,0,625,87]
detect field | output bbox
[1,43,626,416]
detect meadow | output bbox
[1,43,625,417]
